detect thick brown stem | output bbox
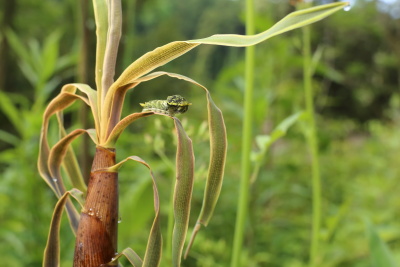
[73,146,118,267]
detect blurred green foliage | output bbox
[0,0,400,266]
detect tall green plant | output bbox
[38,1,348,266]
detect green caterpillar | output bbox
[140,95,192,116]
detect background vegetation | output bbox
[1,0,400,266]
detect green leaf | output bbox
[0,130,20,146]
[0,91,23,135]
[366,220,397,267]
[187,2,348,46]
[251,112,304,183]
[171,118,195,267]
[130,71,227,257]
[40,31,62,83]
[5,29,33,69]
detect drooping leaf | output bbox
[119,71,227,256]
[187,2,348,47]
[43,189,84,267]
[63,83,100,139]
[43,191,70,267]
[48,128,94,232]
[48,128,91,195]
[57,113,87,193]
[106,156,162,267]
[171,118,195,267]
[38,92,88,196]
[101,2,348,133]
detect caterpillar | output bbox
[140,95,192,116]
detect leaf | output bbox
[43,189,83,267]
[104,83,140,140]
[187,2,348,47]
[366,220,397,267]
[38,92,88,197]
[56,112,87,193]
[41,31,62,83]
[129,71,227,257]
[0,129,20,146]
[101,0,122,99]
[101,2,348,133]
[43,191,70,267]
[38,83,97,196]
[109,248,143,267]
[251,112,304,183]
[63,83,100,140]
[48,128,93,233]
[48,128,90,196]
[5,29,34,69]
[103,112,154,148]
[172,118,195,267]
[0,91,24,135]
[92,0,108,100]
[106,156,162,267]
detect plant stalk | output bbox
[73,146,119,267]
[230,0,254,265]
[302,24,322,267]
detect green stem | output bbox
[230,0,254,266]
[302,23,322,267]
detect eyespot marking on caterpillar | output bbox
[140,95,192,116]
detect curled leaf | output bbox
[128,71,228,256]
[109,248,143,267]
[38,92,88,197]
[103,112,153,148]
[48,128,93,232]
[43,189,84,267]
[104,156,162,267]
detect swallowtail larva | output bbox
[140,95,192,116]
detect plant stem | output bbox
[302,24,322,267]
[73,147,119,267]
[230,0,254,265]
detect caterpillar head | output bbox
[166,95,192,114]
